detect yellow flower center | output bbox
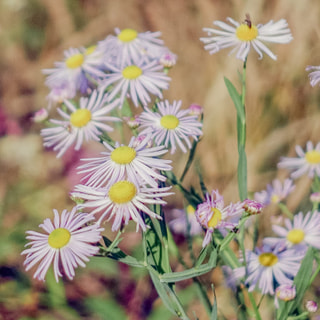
[48,228,71,249]
[208,208,222,228]
[70,109,92,128]
[186,205,195,216]
[258,252,278,267]
[108,181,137,204]
[85,45,96,55]
[271,194,280,204]
[160,115,179,130]
[305,150,320,164]
[111,146,136,164]
[65,53,84,69]
[118,28,138,42]
[287,229,305,244]
[122,65,143,80]
[236,24,258,41]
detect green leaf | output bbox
[210,285,217,320]
[224,77,245,122]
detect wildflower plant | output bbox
[23,15,320,320]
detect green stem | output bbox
[248,291,262,320]
[287,312,309,320]
[277,202,294,219]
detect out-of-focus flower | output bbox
[188,104,203,116]
[195,190,244,247]
[306,65,320,87]
[310,192,320,203]
[254,178,295,205]
[46,82,76,109]
[274,284,296,308]
[41,90,121,158]
[138,100,203,154]
[242,199,264,215]
[43,47,105,95]
[99,28,167,67]
[21,207,103,282]
[32,108,48,123]
[201,15,292,61]
[234,244,303,295]
[100,59,170,108]
[72,180,173,231]
[278,141,320,179]
[306,300,318,313]
[264,211,320,252]
[159,51,177,68]
[123,115,140,129]
[77,135,171,188]
[168,205,203,236]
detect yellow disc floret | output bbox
[236,24,258,41]
[258,252,278,267]
[111,146,137,164]
[85,45,97,55]
[287,229,305,244]
[305,150,320,164]
[122,65,143,80]
[66,53,84,69]
[208,208,222,228]
[160,115,179,130]
[70,109,92,128]
[48,228,71,249]
[108,181,137,204]
[118,28,138,42]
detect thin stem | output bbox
[277,202,294,219]
[247,291,262,320]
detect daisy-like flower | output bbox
[200,15,293,61]
[99,28,168,67]
[242,199,264,215]
[233,244,303,295]
[100,59,170,108]
[275,284,296,308]
[72,180,173,231]
[43,47,106,95]
[41,89,121,158]
[21,207,103,282]
[77,135,172,188]
[254,178,295,205]
[278,141,320,179]
[306,65,320,87]
[168,205,203,236]
[264,211,320,251]
[195,190,244,247]
[306,300,318,313]
[138,100,203,154]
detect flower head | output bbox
[138,100,203,154]
[72,180,173,231]
[168,205,203,236]
[77,135,172,188]
[234,244,303,295]
[264,211,320,252]
[254,178,295,205]
[201,16,292,61]
[195,190,244,247]
[33,108,49,123]
[278,141,320,179]
[100,59,170,108]
[306,65,320,87]
[21,207,103,282]
[275,284,296,308]
[306,300,318,313]
[41,89,121,158]
[242,199,264,215]
[43,47,105,95]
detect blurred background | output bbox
[1,0,320,319]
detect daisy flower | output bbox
[72,180,173,231]
[233,243,303,295]
[254,178,295,205]
[264,211,320,251]
[278,141,320,179]
[21,207,103,282]
[242,199,264,215]
[77,135,172,188]
[98,28,168,67]
[306,65,320,87]
[195,190,244,247]
[138,100,203,154]
[200,15,293,61]
[168,205,203,236]
[43,47,106,95]
[100,59,170,108]
[41,89,121,158]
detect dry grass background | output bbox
[1,0,320,319]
